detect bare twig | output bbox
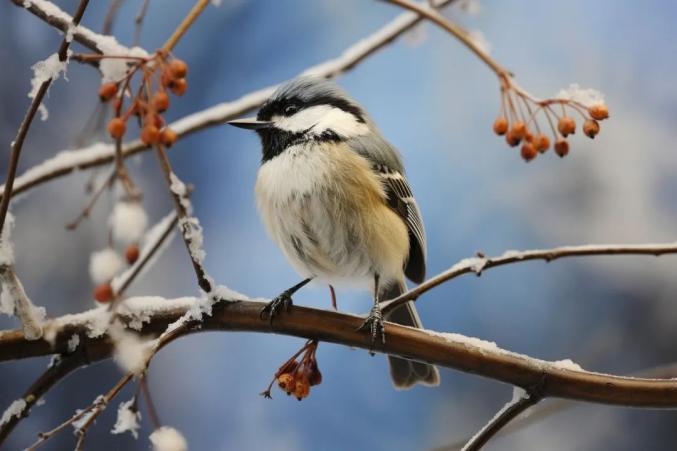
[65,167,116,230]
[382,242,677,314]
[134,0,151,46]
[161,0,209,52]
[102,0,125,35]
[0,0,90,238]
[461,388,542,451]
[1,0,456,203]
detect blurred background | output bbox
[2,0,677,450]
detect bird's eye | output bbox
[284,104,299,116]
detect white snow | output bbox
[28,51,71,121]
[0,213,14,265]
[149,426,188,451]
[552,359,585,372]
[110,323,153,374]
[99,46,149,84]
[89,248,124,284]
[111,398,141,439]
[555,83,606,108]
[109,201,148,245]
[0,267,46,339]
[468,29,491,54]
[67,333,80,352]
[0,399,26,426]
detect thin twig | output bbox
[65,167,116,230]
[0,0,90,238]
[161,0,209,52]
[461,389,542,451]
[102,0,125,35]
[134,0,151,46]
[382,242,677,314]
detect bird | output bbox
[228,76,439,389]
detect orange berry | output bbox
[159,128,178,147]
[98,82,118,102]
[535,134,550,153]
[277,373,296,394]
[511,121,527,139]
[583,119,600,138]
[521,143,537,162]
[168,59,188,79]
[554,139,569,157]
[107,118,126,140]
[152,91,170,112]
[294,379,310,401]
[493,117,508,135]
[588,104,609,120]
[140,125,160,145]
[557,116,576,137]
[505,130,521,147]
[125,244,140,265]
[169,78,187,96]
[94,283,114,303]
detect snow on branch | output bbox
[3,294,677,408]
[1,0,456,203]
[382,241,677,314]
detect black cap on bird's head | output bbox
[227,77,369,161]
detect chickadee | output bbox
[229,77,439,389]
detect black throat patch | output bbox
[257,128,342,163]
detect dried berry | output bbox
[169,78,187,96]
[583,119,600,139]
[107,118,127,140]
[521,143,537,162]
[554,139,569,157]
[588,104,609,120]
[277,373,296,394]
[294,379,310,401]
[308,362,322,386]
[505,130,521,147]
[98,82,118,102]
[535,134,550,153]
[557,116,576,137]
[168,59,188,79]
[493,117,508,135]
[152,91,170,112]
[159,128,178,147]
[94,283,114,303]
[511,121,527,140]
[125,244,140,265]
[141,125,160,145]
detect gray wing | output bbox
[347,134,427,283]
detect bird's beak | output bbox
[227,117,272,130]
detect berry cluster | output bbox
[99,53,187,147]
[262,340,322,401]
[493,78,610,162]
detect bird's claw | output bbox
[357,304,386,354]
[260,292,294,323]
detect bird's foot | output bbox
[357,304,386,354]
[260,291,294,323]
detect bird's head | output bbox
[228,77,370,161]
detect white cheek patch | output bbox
[273,105,369,138]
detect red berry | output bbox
[98,82,118,102]
[140,125,160,145]
[125,244,140,264]
[511,121,527,140]
[535,134,550,153]
[554,139,569,157]
[168,59,188,79]
[493,117,508,135]
[521,143,537,162]
[169,78,187,96]
[107,118,126,140]
[588,104,609,120]
[557,116,576,137]
[583,119,600,139]
[159,128,178,147]
[94,283,114,303]
[152,91,170,112]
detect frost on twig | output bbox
[111,398,141,439]
[28,51,71,121]
[0,214,45,340]
[0,399,27,428]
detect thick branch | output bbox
[2,297,677,408]
[383,242,677,314]
[0,0,455,203]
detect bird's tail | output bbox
[381,281,440,389]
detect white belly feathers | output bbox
[255,142,409,288]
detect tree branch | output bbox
[382,242,677,314]
[3,296,677,408]
[0,0,456,203]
